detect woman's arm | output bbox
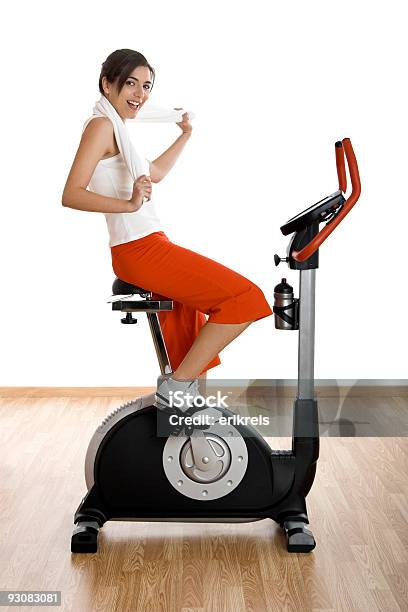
[62,118,132,213]
[150,112,192,182]
[62,188,132,213]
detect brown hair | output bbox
[98,49,155,95]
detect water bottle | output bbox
[274,278,298,330]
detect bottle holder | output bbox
[274,298,299,330]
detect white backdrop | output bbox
[1,0,407,386]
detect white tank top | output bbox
[83,116,163,247]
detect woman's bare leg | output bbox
[198,371,207,396]
[173,321,252,381]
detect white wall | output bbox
[1,0,407,386]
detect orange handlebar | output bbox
[335,140,347,192]
[292,138,361,262]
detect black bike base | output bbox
[71,402,318,555]
[71,518,316,554]
[71,523,315,554]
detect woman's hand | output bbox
[127,174,152,212]
[174,108,193,135]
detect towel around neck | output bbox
[86,95,195,182]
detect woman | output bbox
[62,48,273,409]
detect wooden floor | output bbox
[0,391,407,612]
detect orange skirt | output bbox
[111,231,273,376]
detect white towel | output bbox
[132,102,196,124]
[85,95,195,182]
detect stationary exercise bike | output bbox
[71,138,361,554]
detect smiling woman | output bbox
[99,50,154,121]
[61,47,272,392]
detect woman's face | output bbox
[103,65,153,120]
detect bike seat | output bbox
[112,277,151,296]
